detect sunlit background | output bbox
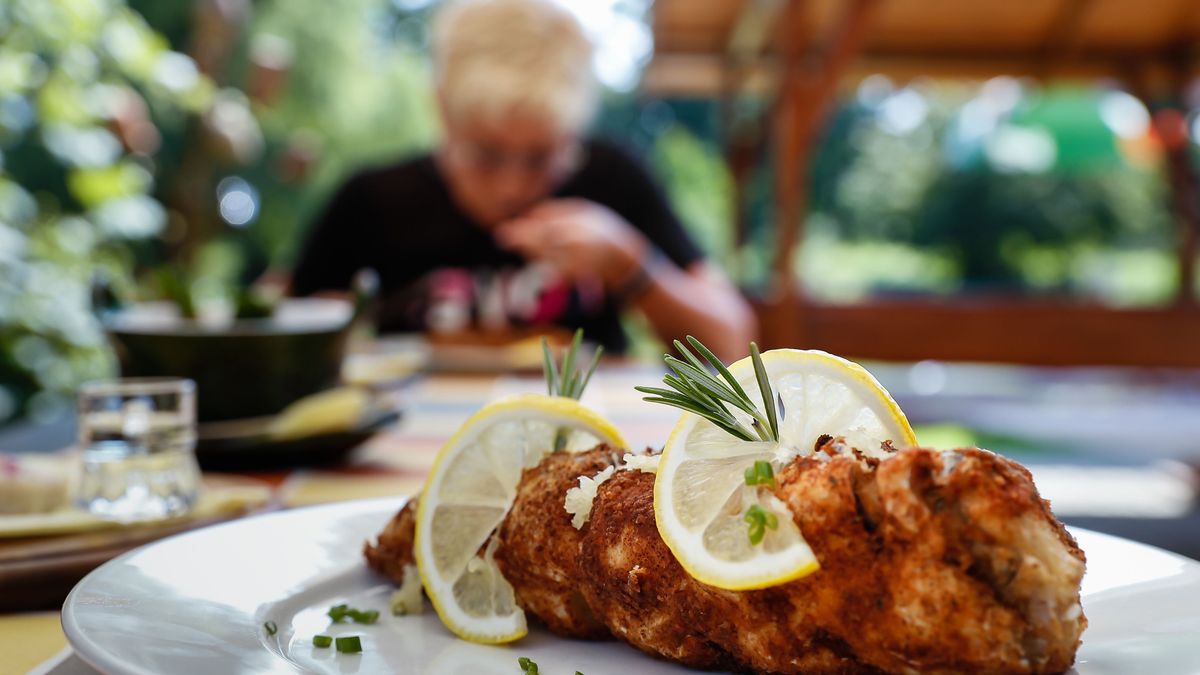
[3,0,1200,463]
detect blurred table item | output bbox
[351,329,595,377]
[193,386,400,471]
[74,378,201,521]
[0,455,70,515]
[0,474,271,612]
[106,298,354,422]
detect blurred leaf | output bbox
[155,266,196,319]
[36,72,95,125]
[0,51,48,94]
[0,178,38,225]
[0,222,28,262]
[44,123,122,167]
[101,9,169,81]
[67,161,151,207]
[235,287,276,319]
[651,126,734,268]
[90,194,164,238]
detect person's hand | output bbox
[494,199,649,289]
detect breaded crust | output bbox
[365,441,1087,674]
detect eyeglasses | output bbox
[446,139,584,178]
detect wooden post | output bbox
[1164,127,1199,307]
[1137,58,1199,307]
[760,0,879,348]
[720,58,755,251]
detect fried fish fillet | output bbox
[364,440,1086,674]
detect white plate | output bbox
[63,497,1200,675]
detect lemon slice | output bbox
[654,349,916,591]
[414,393,626,643]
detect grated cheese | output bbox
[621,452,661,474]
[390,563,424,615]
[563,466,616,529]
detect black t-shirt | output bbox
[291,139,703,353]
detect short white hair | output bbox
[431,0,597,133]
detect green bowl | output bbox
[106,299,354,422]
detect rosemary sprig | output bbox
[542,329,603,401]
[542,329,603,452]
[635,336,779,442]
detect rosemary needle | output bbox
[635,336,778,442]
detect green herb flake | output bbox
[327,604,349,622]
[743,460,776,488]
[744,504,780,545]
[335,635,362,653]
[263,621,277,636]
[518,656,539,674]
[327,603,378,624]
[350,609,379,624]
[312,634,332,648]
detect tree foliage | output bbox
[0,0,216,425]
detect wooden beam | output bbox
[749,297,1200,367]
[1037,0,1095,71]
[728,0,785,59]
[641,48,1200,97]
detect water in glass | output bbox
[76,378,201,520]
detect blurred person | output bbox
[290,0,753,359]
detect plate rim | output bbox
[60,496,1200,675]
[61,496,405,675]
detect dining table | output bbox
[3,359,1200,675]
[0,364,682,675]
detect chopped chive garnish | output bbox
[335,635,362,653]
[518,656,539,674]
[313,635,332,648]
[327,604,378,624]
[352,609,379,624]
[327,604,348,622]
[263,621,277,636]
[743,460,776,488]
[744,504,779,545]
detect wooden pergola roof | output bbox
[646,0,1200,95]
[641,0,1200,368]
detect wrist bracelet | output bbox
[611,247,665,306]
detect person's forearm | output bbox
[628,263,756,362]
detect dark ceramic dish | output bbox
[106,299,355,422]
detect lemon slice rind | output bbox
[654,349,916,591]
[415,393,626,643]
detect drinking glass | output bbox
[75,378,201,520]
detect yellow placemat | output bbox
[280,471,423,509]
[0,612,65,675]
